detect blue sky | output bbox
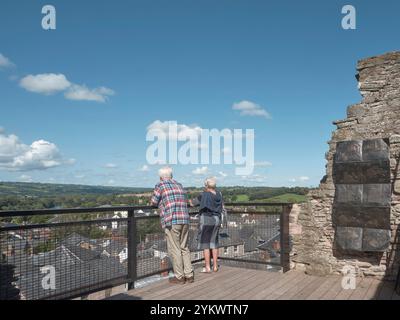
[0,0,399,188]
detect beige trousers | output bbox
[164,224,193,280]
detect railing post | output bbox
[280,204,291,273]
[127,209,137,290]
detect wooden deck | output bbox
[104,266,400,300]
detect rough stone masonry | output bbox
[289,51,400,280]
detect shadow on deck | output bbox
[103,266,400,300]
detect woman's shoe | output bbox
[200,267,212,273]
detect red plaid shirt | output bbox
[151,179,189,228]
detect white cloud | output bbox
[218,171,228,177]
[0,53,14,69]
[240,174,268,184]
[19,73,115,103]
[19,174,32,182]
[147,120,203,141]
[232,100,271,119]
[65,85,115,103]
[75,175,85,179]
[104,163,118,169]
[139,165,149,172]
[20,73,71,94]
[0,128,74,171]
[289,176,310,183]
[254,161,272,167]
[147,120,251,143]
[107,179,115,185]
[192,166,208,175]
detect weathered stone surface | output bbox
[333,161,390,184]
[362,184,391,207]
[335,184,362,205]
[362,139,389,161]
[290,51,400,279]
[394,179,400,194]
[335,140,362,163]
[362,228,391,252]
[333,206,390,229]
[335,227,363,251]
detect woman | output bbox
[190,177,224,273]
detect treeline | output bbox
[0,182,152,197]
[0,194,144,211]
[0,186,310,213]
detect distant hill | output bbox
[0,182,152,197]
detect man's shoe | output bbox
[185,276,194,283]
[169,277,186,285]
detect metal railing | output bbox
[0,202,292,300]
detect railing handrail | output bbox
[0,202,293,218]
[0,201,292,300]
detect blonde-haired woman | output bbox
[190,177,224,273]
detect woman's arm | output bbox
[189,194,201,207]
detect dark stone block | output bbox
[334,206,391,229]
[360,207,391,229]
[363,184,391,207]
[336,227,363,251]
[333,206,362,227]
[335,140,362,163]
[361,160,390,184]
[335,184,362,205]
[333,161,390,184]
[362,139,389,161]
[362,228,391,252]
[333,163,363,184]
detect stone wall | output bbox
[289,51,400,280]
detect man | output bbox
[151,166,194,284]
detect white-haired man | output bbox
[150,166,194,284]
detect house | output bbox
[6,234,127,300]
[103,239,128,264]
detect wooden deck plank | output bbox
[229,271,279,300]
[261,271,307,300]
[108,266,397,300]
[362,278,381,300]
[306,276,339,300]
[375,281,396,300]
[167,268,242,300]
[344,277,372,300]
[239,271,287,300]
[145,268,239,300]
[275,273,317,300]
[203,269,266,300]
[291,276,327,300]
[319,275,346,300]
[334,277,365,300]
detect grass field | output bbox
[264,193,307,203]
[233,193,307,203]
[235,194,250,202]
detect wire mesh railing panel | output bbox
[0,216,128,300]
[219,212,281,266]
[0,203,289,299]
